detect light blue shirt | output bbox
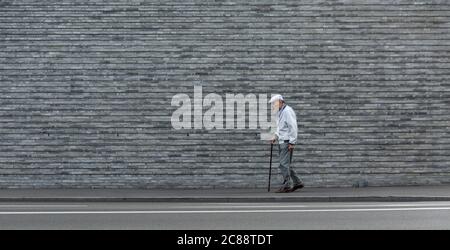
[275,104,298,144]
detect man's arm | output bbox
[286,108,298,145]
[270,112,280,144]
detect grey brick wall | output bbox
[0,0,449,188]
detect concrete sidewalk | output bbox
[0,185,449,202]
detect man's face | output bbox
[271,100,282,112]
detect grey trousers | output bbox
[278,142,302,188]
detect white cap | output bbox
[268,94,284,103]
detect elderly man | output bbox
[269,95,304,193]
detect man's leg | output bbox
[290,168,303,186]
[278,142,292,189]
[289,151,304,191]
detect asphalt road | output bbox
[0,201,450,230]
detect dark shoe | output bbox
[289,183,304,192]
[275,186,291,193]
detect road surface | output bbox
[0,201,449,229]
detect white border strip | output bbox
[1,207,450,214]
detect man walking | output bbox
[269,95,304,193]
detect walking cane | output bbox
[268,143,273,192]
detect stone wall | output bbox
[0,0,449,188]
